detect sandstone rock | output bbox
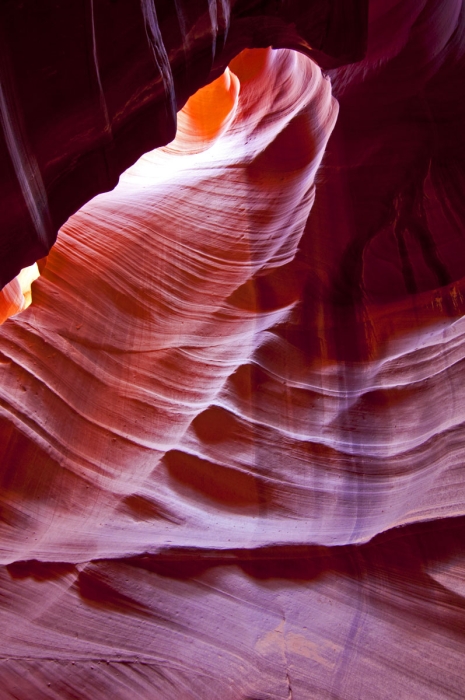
[1,1,465,697]
[0,0,367,288]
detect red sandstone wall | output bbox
[0,1,465,698]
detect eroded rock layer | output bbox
[1,517,465,699]
[0,48,341,561]
[1,0,465,697]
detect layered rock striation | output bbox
[1,0,465,697]
[0,48,339,561]
[0,0,367,288]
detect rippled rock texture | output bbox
[0,0,367,288]
[2,0,465,698]
[0,47,342,558]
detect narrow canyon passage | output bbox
[1,0,465,697]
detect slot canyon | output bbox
[0,1,465,697]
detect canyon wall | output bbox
[1,1,465,698]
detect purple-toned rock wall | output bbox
[1,2,465,698]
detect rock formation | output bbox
[0,0,367,288]
[1,1,465,698]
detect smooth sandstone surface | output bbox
[1,0,465,698]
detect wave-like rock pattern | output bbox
[0,48,341,562]
[1,0,465,696]
[4,44,463,563]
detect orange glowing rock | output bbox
[175,68,240,150]
[0,262,40,324]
